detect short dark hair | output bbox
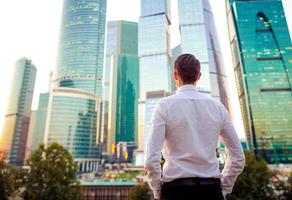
[174,54,201,84]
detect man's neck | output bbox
[178,83,196,88]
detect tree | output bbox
[279,173,292,200]
[285,175,292,199]
[127,184,151,200]
[24,143,83,200]
[226,151,276,200]
[0,155,26,200]
[0,158,15,200]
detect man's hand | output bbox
[153,189,161,200]
[222,190,228,199]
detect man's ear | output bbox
[173,70,178,81]
[196,72,201,81]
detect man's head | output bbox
[174,54,201,87]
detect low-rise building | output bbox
[81,180,138,200]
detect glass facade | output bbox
[54,0,107,96]
[226,0,292,163]
[138,0,173,152]
[139,0,173,99]
[43,0,107,170]
[172,45,182,62]
[25,111,36,160]
[0,58,36,166]
[45,88,100,160]
[104,21,139,155]
[178,0,230,108]
[30,93,49,153]
[143,91,172,152]
[115,55,139,142]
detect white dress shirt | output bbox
[144,85,245,199]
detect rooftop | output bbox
[79,179,138,186]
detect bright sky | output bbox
[0,0,291,139]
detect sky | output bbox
[0,0,291,139]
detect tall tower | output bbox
[54,0,107,96]
[103,21,139,156]
[43,0,107,172]
[30,93,49,153]
[177,0,230,108]
[0,58,36,166]
[226,0,292,163]
[138,0,173,150]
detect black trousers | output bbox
[161,178,224,200]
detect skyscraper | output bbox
[138,0,173,150]
[54,0,107,96]
[177,0,230,108]
[143,91,172,151]
[25,110,36,160]
[103,21,139,155]
[0,58,36,166]
[139,0,173,99]
[43,0,107,171]
[44,88,101,172]
[226,0,292,163]
[30,93,49,153]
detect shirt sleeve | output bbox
[219,104,245,195]
[144,101,167,199]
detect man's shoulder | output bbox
[157,91,225,108]
[158,93,177,103]
[200,94,226,111]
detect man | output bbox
[144,54,245,200]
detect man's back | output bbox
[145,85,245,199]
[144,54,245,200]
[159,85,225,181]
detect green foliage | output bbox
[226,151,276,200]
[0,159,15,200]
[281,174,292,199]
[127,184,151,200]
[116,172,139,180]
[0,154,27,200]
[24,143,83,200]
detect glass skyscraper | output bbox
[44,88,100,172]
[177,0,230,108]
[25,110,36,160]
[30,93,49,153]
[226,0,292,163]
[103,21,139,155]
[43,0,107,171]
[54,0,106,96]
[143,91,172,151]
[138,0,173,150]
[139,0,173,99]
[0,58,36,166]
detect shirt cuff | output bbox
[153,189,161,199]
[222,190,228,198]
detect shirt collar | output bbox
[176,84,198,94]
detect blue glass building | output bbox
[43,0,107,171]
[0,58,36,166]
[139,0,173,99]
[143,91,172,153]
[138,0,173,150]
[30,93,49,153]
[103,21,139,156]
[226,0,292,163]
[177,0,230,108]
[45,88,100,172]
[54,0,106,96]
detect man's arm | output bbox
[219,104,245,197]
[144,101,167,200]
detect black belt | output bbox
[163,177,221,187]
